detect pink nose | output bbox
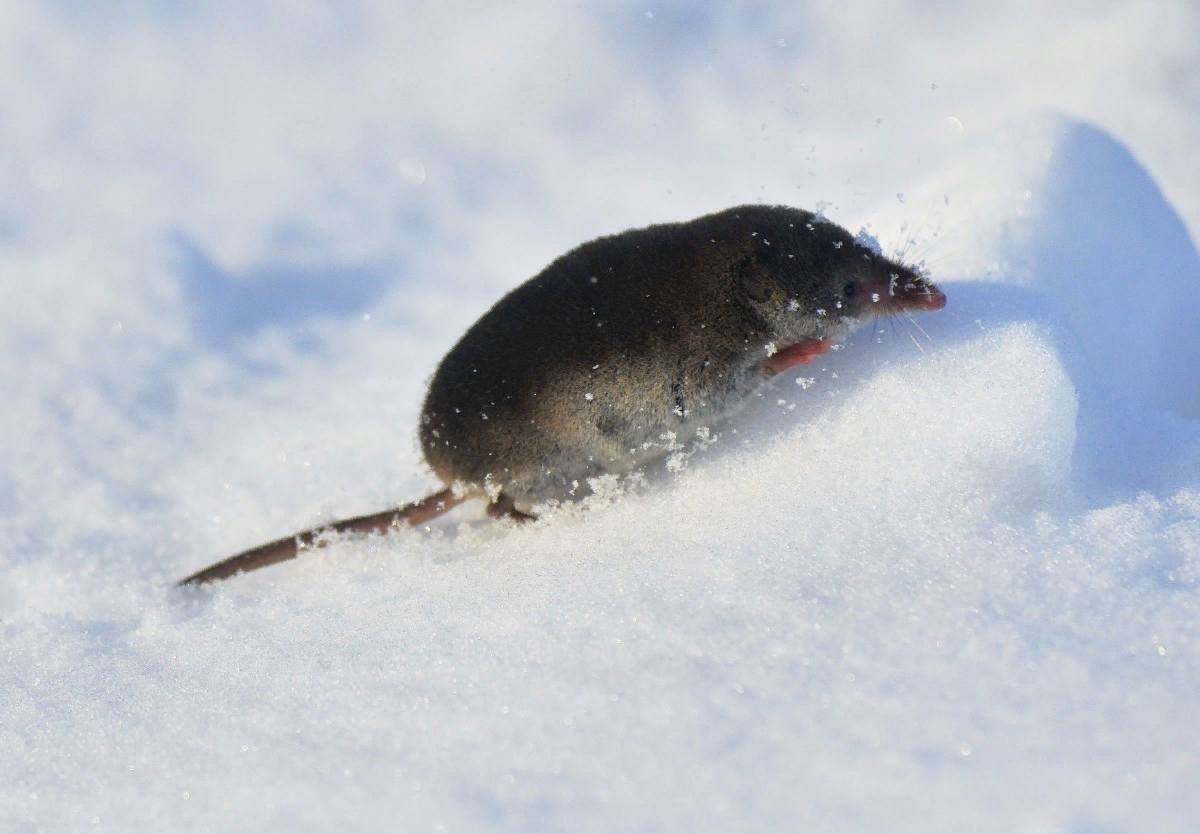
[905,289,946,311]
[882,279,946,313]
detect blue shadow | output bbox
[170,232,396,360]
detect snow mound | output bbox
[4,32,1200,834]
[864,113,1200,419]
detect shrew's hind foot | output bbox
[486,494,537,523]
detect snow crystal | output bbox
[853,227,883,255]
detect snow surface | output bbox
[4,2,1200,832]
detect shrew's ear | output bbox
[735,255,775,303]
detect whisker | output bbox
[907,314,932,342]
[890,189,947,265]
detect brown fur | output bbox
[180,205,944,584]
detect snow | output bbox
[3,2,1200,832]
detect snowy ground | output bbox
[3,2,1200,832]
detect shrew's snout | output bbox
[864,273,946,315]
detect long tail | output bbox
[178,487,465,586]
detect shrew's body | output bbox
[180,205,945,585]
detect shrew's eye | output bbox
[843,282,856,298]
